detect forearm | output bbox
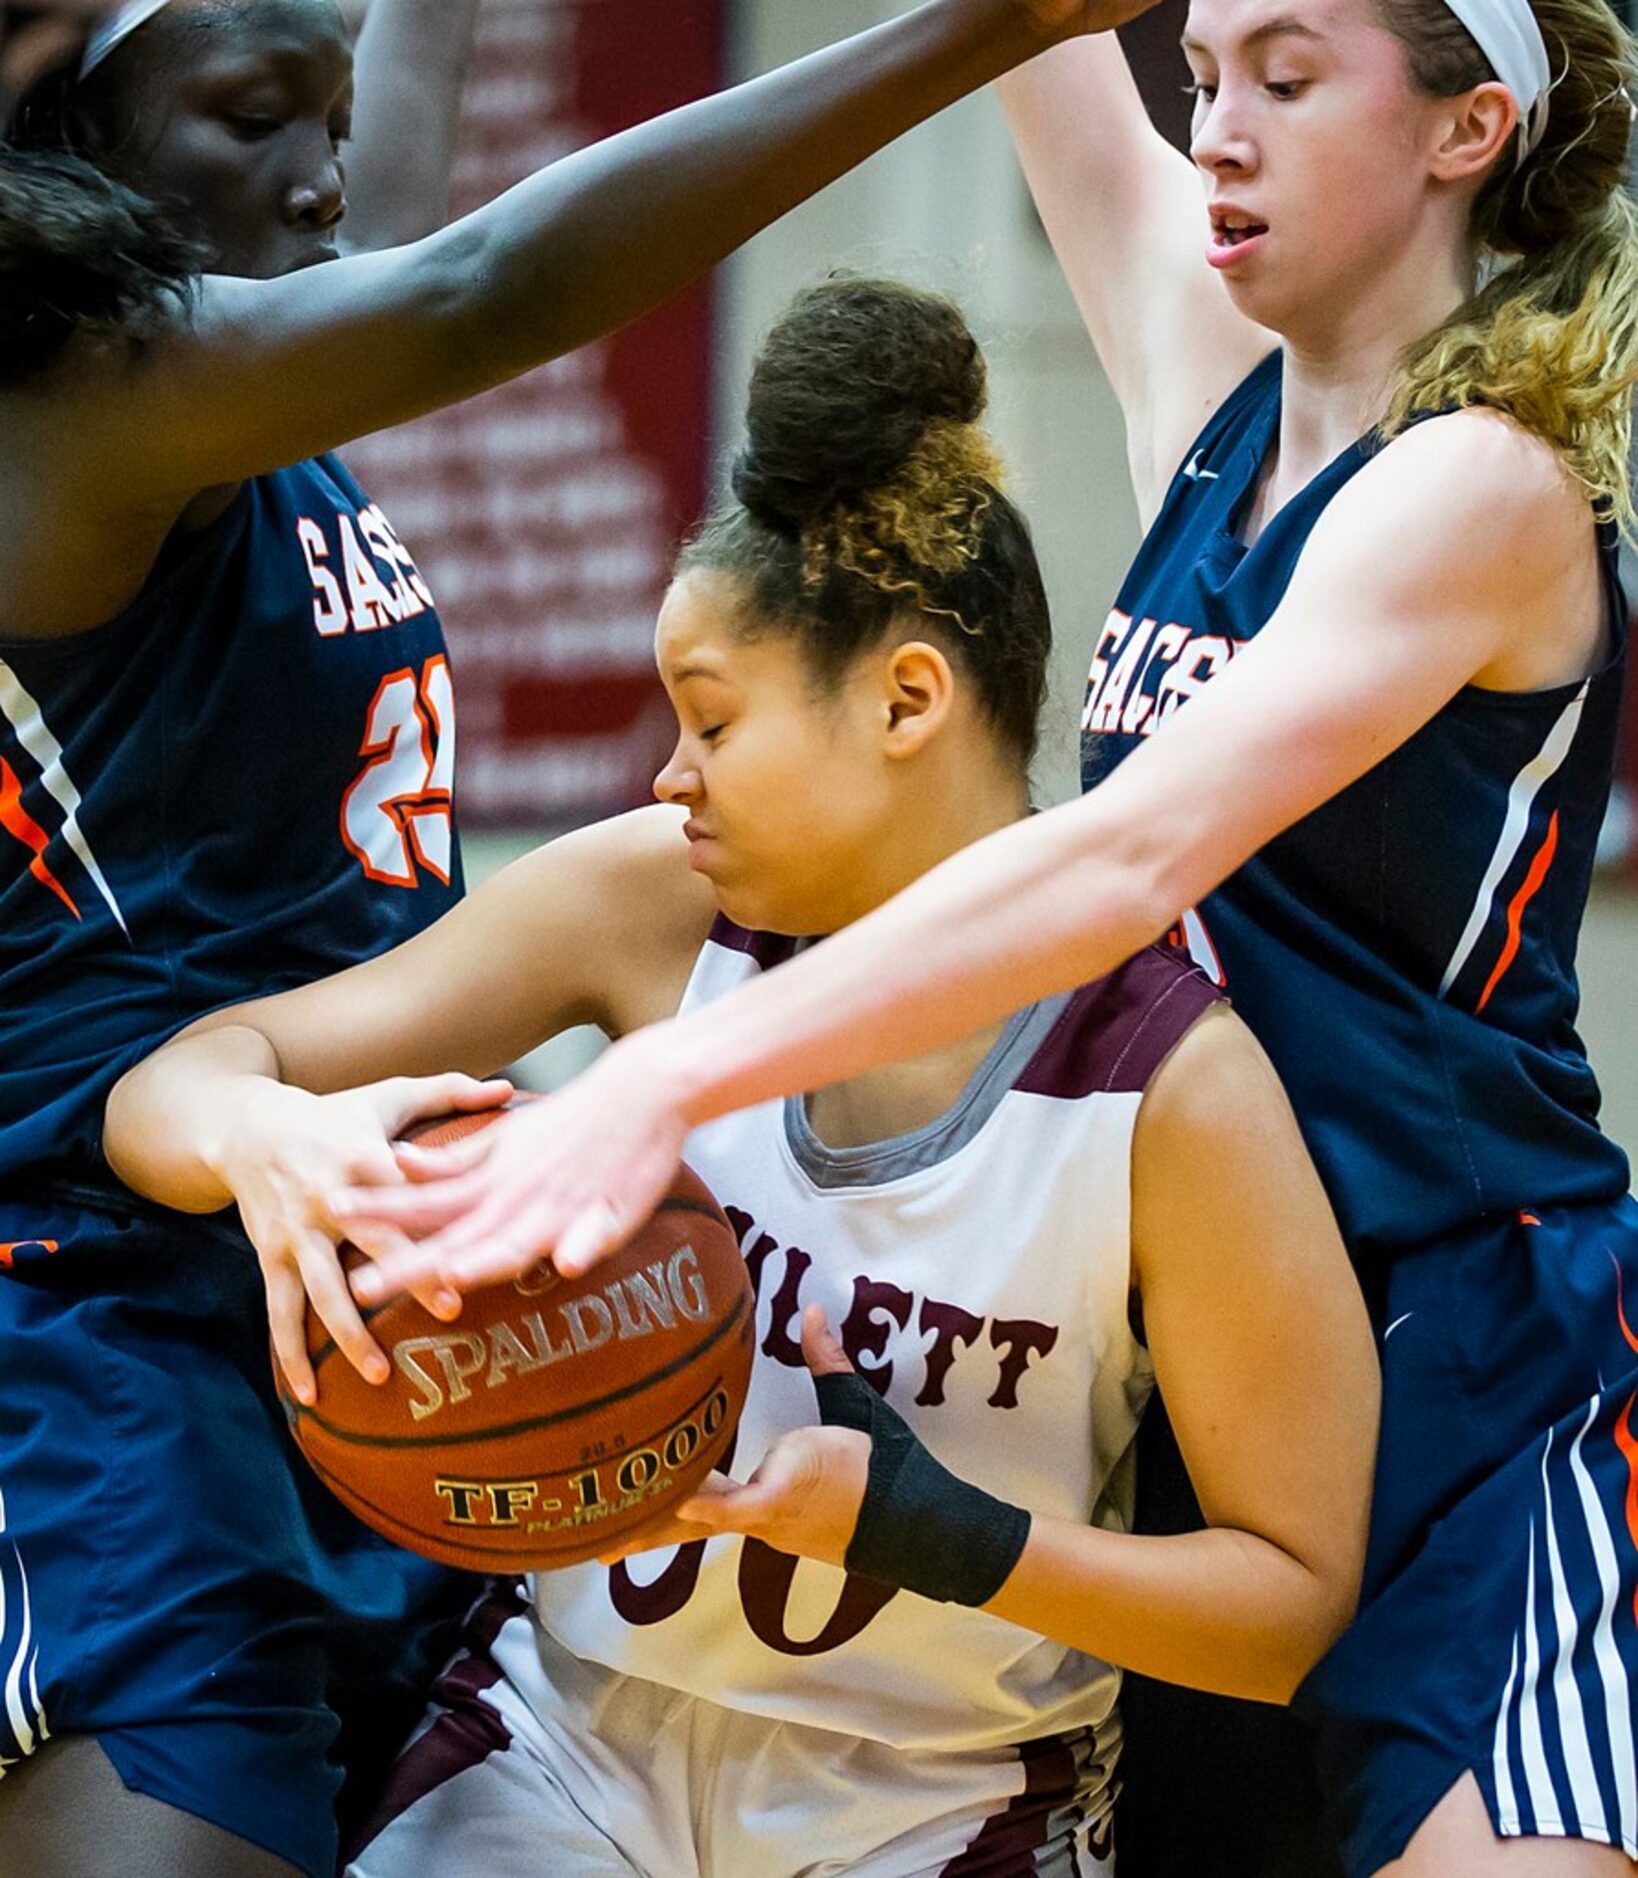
[458,0,1066,374]
[344,0,482,250]
[105,1026,282,1214]
[653,790,1174,1127]
[986,1516,1353,1704]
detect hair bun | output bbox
[732,275,988,531]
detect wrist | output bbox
[198,1075,298,1194]
[614,1014,722,1132]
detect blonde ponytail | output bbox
[1377,0,1638,523]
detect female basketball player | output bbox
[0,3,1147,1873]
[331,1,1638,1874]
[106,275,1378,1876]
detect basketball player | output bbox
[0,2,1154,1873]
[334,1,1638,1874]
[106,275,1379,1876]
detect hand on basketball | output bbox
[340,1027,690,1305]
[211,1071,513,1405]
[599,1308,870,1571]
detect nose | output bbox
[653,741,701,807]
[1190,86,1256,178]
[284,128,346,232]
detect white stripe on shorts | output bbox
[1491,1411,1638,1857]
[0,1487,48,1768]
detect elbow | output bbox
[1069,821,1190,963]
[1264,1570,1362,1707]
[410,220,529,387]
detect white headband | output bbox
[1441,0,1553,161]
[79,0,178,80]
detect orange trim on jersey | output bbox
[1475,811,1559,1015]
[1614,1252,1638,1360]
[1519,1212,1542,1228]
[0,1240,59,1269]
[1614,1395,1638,1626]
[0,757,81,919]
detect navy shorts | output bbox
[1297,1195,1638,1876]
[0,1187,475,1877]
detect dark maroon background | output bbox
[347,0,723,826]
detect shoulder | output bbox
[1016,946,1222,1101]
[504,806,717,1032]
[1131,1004,1318,1233]
[1335,407,1590,579]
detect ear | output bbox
[880,640,956,758]
[1428,80,1520,185]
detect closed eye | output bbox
[226,113,282,141]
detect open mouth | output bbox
[1211,209,1270,244]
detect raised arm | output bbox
[64,0,1148,508]
[340,0,482,253]
[337,410,1593,1295]
[998,36,1272,515]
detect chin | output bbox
[714,885,818,938]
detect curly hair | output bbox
[677,275,1053,766]
[1376,0,1638,523]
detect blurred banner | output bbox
[346,0,722,826]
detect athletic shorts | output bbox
[347,1583,1117,1876]
[0,1188,476,1877]
[1296,1195,1638,1876]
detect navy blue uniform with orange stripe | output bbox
[0,458,471,1877]
[1091,351,1638,1878]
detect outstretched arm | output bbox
[336,409,1585,1296]
[341,0,482,253]
[69,0,1150,505]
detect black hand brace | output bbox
[814,1369,1032,1608]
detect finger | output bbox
[297,1232,390,1385]
[393,1132,493,1182]
[800,1303,854,1378]
[551,1199,627,1280]
[265,1260,318,1408]
[330,1173,484,1236]
[445,1213,560,1290]
[443,1075,515,1111]
[596,1515,715,1564]
[382,1073,513,1137]
[409,1277,465,1322]
[350,1237,462,1307]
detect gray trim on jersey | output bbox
[784,991,1076,1190]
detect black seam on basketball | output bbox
[306,1295,397,1374]
[655,1197,729,1225]
[290,1285,751,1448]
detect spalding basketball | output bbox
[278,1106,754,1570]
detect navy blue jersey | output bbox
[1086,352,1630,1256]
[0,455,462,1186]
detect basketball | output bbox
[278,1107,755,1570]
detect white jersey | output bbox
[532,919,1218,1757]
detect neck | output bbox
[1274,225,1474,489]
[836,762,1029,933]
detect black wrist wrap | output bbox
[814,1369,1031,1608]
